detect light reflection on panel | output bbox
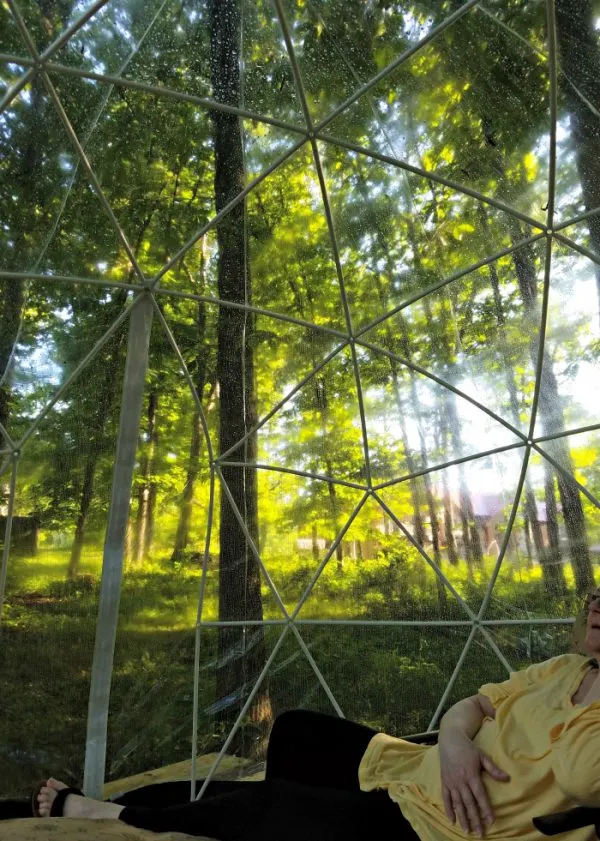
[536,243,600,438]
[358,240,544,439]
[356,342,523,486]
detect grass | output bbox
[0,539,588,798]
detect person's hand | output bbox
[439,731,510,836]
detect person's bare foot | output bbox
[37,778,124,820]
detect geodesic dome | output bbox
[1,0,599,802]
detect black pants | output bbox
[117,710,419,841]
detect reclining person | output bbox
[30,588,600,841]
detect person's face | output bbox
[584,589,600,655]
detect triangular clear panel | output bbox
[0,76,135,281]
[477,0,547,56]
[297,624,472,734]
[216,467,366,617]
[358,239,545,437]
[355,341,524,486]
[160,145,347,331]
[482,448,596,621]
[153,293,219,455]
[6,0,111,53]
[52,0,181,78]
[297,494,459,622]
[226,345,366,485]
[281,0,447,125]
[0,278,132,441]
[57,75,303,279]
[323,6,549,220]
[377,446,527,619]
[91,0,305,125]
[322,141,545,336]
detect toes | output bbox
[47,778,67,791]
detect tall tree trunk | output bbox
[0,279,23,434]
[210,0,271,744]
[440,419,459,566]
[404,362,444,588]
[171,411,202,564]
[372,259,445,605]
[555,0,600,321]
[444,389,484,574]
[311,523,319,562]
[133,390,158,565]
[68,292,129,579]
[484,227,567,593]
[326,469,344,571]
[510,232,594,593]
[523,515,534,566]
[371,272,427,550]
[313,376,344,570]
[0,78,47,431]
[543,462,565,594]
[69,455,97,579]
[171,254,209,565]
[408,204,483,571]
[286,279,345,569]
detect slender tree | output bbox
[170,254,212,565]
[209,0,272,743]
[555,0,600,320]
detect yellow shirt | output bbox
[358,654,600,841]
